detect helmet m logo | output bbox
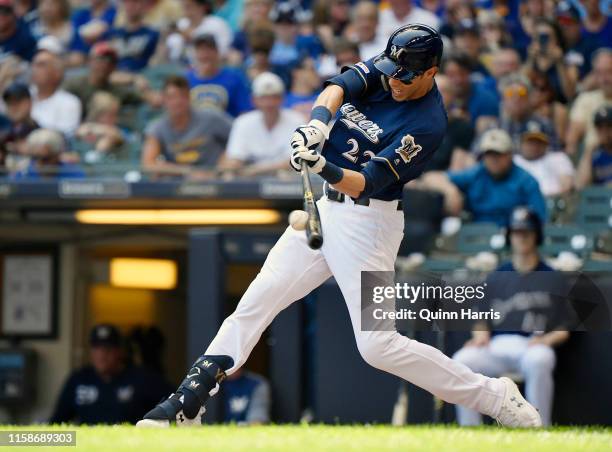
[395,134,422,164]
[390,45,406,61]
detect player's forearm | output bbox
[313,84,345,117]
[331,169,366,199]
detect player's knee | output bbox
[520,346,555,373]
[355,332,397,370]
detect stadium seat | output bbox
[541,225,594,257]
[582,259,612,272]
[419,257,465,273]
[456,223,505,255]
[575,186,612,233]
[594,231,612,255]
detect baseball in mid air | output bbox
[289,210,309,230]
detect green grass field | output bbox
[0,425,611,452]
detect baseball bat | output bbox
[300,160,324,250]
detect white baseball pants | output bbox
[205,195,505,418]
[453,334,556,425]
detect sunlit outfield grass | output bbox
[0,424,611,451]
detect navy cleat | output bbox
[136,355,233,428]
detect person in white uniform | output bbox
[453,207,570,426]
[138,25,541,429]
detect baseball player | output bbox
[138,24,542,428]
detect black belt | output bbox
[325,186,403,211]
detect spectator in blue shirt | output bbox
[577,105,612,188]
[580,0,612,50]
[419,129,547,226]
[104,0,159,72]
[0,82,39,165]
[442,52,499,130]
[67,0,117,65]
[525,17,578,103]
[0,0,37,61]
[268,1,324,67]
[187,33,252,117]
[221,368,270,424]
[283,57,320,119]
[13,128,85,179]
[556,0,599,78]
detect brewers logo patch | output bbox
[395,134,422,164]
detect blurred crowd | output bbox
[0,0,609,201]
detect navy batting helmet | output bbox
[507,207,543,246]
[373,24,443,84]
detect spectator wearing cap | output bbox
[567,49,612,155]
[556,0,599,78]
[64,42,153,118]
[142,75,232,177]
[0,82,39,164]
[345,1,386,61]
[28,0,73,49]
[514,122,575,197]
[30,49,82,135]
[453,206,570,427]
[50,324,172,425]
[268,1,324,68]
[187,33,252,117]
[221,72,303,175]
[580,0,612,50]
[0,0,37,61]
[419,129,547,226]
[442,52,499,130]
[577,106,612,188]
[498,74,559,151]
[12,128,84,179]
[67,0,116,66]
[104,0,160,72]
[525,17,578,103]
[169,0,232,59]
[377,0,440,40]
